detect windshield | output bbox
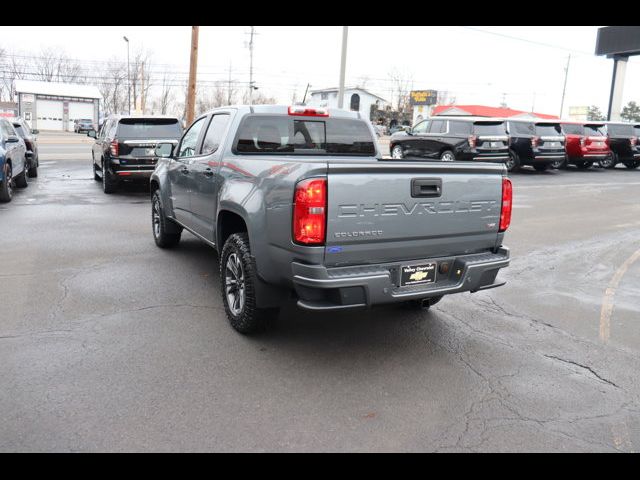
[234,115,376,156]
[584,125,606,136]
[535,124,562,136]
[607,124,635,136]
[116,118,182,139]
[562,124,583,135]
[473,122,506,136]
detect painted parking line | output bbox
[599,247,640,343]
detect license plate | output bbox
[490,142,502,148]
[546,142,560,148]
[400,263,436,286]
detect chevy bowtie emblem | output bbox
[409,271,429,281]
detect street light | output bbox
[123,36,131,115]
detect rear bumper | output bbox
[471,155,509,162]
[108,159,156,179]
[533,152,566,162]
[292,247,510,311]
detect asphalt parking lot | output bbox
[2,132,640,452]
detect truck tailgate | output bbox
[325,162,505,267]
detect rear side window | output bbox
[13,124,26,137]
[473,122,506,135]
[201,114,230,154]
[608,124,634,136]
[535,124,562,136]
[234,115,376,156]
[562,124,583,135]
[428,120,445,133]
[584,125,606,136]
[117,118,182,139]
[509,122,534,136]
[449,121,471,135]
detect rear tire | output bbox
[27,161,38,178]
[505,150,520,172]
[102,161,117,194]
[151,190,182,248]
[598,152,617,169]
[220,232,278,334]
[0,162,12,203]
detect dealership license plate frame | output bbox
[400,262,437,287]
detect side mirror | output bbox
[6,135,19,143]
[87,130,97,138]
[155,142,175,158]
[31,129,39,135]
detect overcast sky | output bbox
[1,25,638,116]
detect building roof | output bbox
[15,79,101,99]
[432,104,559,120]
[309,86,388,103]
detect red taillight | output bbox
[499,177,512,232]
[531,136,540,148]
[288,106,329,117]
[110,140,119,156]
[468,135,477,149]
[293,178,327,245]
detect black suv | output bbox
[9,117,39,178]
[389,116,509,164]
[89,115,182,193]
[598,122,640,169]
[505,119,566,172]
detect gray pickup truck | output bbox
[150,105,511,334]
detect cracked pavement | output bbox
[1,134,639,452]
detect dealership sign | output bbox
[409,90,438,106]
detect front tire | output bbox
[575,160,593,170]
[0,162,12,202]
[14,164,28,188]
[151,190,182,248]
[391,145,404,159]
[440,150,455,162]
[220,232,277,334]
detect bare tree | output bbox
[241,89,276,105]
[0,50,29,102]
[33,48,86,84]
[387,69,413,112]
[129,48,153,113]
[156,74,175,115]
[96,58,128,115]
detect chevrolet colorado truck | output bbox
[150,106,512,334]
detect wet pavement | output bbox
[1,133,639,451]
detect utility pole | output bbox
[559,54,571,119]
[123,36,130,115]
[227,61,233,106]
[302,83,311,104]
[185,26,199,126]
[248,26,255,105]
[338,26,348,109]
[140,61,145,114]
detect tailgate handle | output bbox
[411,178,442,198]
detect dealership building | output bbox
[15,79,100,131]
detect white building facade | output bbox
[15,80,101,132]
[307,87,389,119]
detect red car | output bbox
[559,122,611,170]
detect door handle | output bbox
[203,168,214,177]
[411,178,442,198]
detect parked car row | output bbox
[0,117,39,203]
[389,117,640,172]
